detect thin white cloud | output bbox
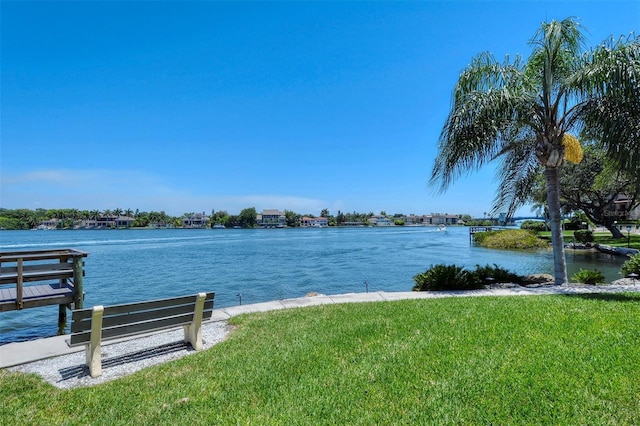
[2,170,77,185]
[0,169,332,216]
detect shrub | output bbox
[621,253,640,277]
[565,214,590,231]
[520,220,548,233]
[413,264,481,291]
[571,269,605,285]
[471,264,523,285]
[473,229,548,249]
[573,229,594,244]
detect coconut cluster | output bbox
[562,133,583,164]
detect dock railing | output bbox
[0,249,88,331]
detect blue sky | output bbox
[2,1,638,217]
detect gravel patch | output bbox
[9,320,231,389]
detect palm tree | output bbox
[578,34,640,177]
[430,18,639,285]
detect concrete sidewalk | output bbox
[2,284,640,369]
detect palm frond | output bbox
[430,54,533,191]
[572,33,640,174]
[525,20,586,140]
[491,131,540,217]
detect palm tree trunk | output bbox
[545,167,568,285]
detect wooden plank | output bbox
[0,293,74,312]
[71,299,214,333]
[20,283,72,299]
[0,287,16,302]
[71,292,215,320]
[21,295,74,309]
[1,262,75,275]
[70,313,195,346]
[0,283,73,303]
[0,270,74,285]
[71,294,198,318]
[103,294,203,316]
[71,300,212,332]
[71,304,198,333]
[69,293,215,345]
[23,287,41,298]
[0,249,87,262]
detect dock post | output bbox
[16,258,24,309]
[72,255,84,310]
[58,304,67,335]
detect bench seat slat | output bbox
[70,299,214,333]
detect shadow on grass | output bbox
[563,292,640,303]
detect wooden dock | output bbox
[0,281,75,311]
[0,249,88,332]
[469,226,509,242]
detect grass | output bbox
[3,295,640,425]
[537,231,640,249]
[591,233,640,249]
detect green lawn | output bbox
[592,233,640,249]
[3,295,640,425]
[538,230,640,249]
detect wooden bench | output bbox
[68,292,215,377]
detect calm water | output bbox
[0,226,627,344]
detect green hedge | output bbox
[473,229,548,249]
[413,263,522,291]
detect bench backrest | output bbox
[69,292,215,346]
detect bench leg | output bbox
[184,293,206,350]
[86,305,104,378]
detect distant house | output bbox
[403,213,460,226]
[79,215,135,228]
[612,195,640,221]
[97,214,118,228]
[183,212,210,228]
[368,215,394,226]
[259,209,286,227]
[38,218,59,229]
[428,213,460,225]
[301,216,328,227]
[404,214,429,225]
[115,216,135,227]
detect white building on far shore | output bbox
[258,209,286,227]
[301,216,328,227]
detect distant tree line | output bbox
[0,207,424,230]
[0,208,178,230]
